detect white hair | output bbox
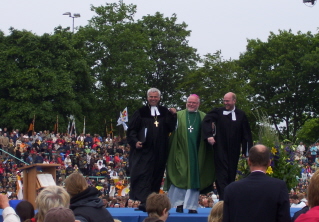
[147,88,161,97]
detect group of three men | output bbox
[127,88,253,213]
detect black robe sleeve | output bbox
[241,112,253,156]
[127,110,142,149]
[202,107,219,140]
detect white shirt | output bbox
[297,145,305,153]
[3,207,20,222]
[291,201,306,208]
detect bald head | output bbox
[225,92,236,100]
[248,144,270,168]
[223,92,236,111]
[186,94,200,112]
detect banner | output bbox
[68,115,76,136]
[83,116,86,134]
[117,111,128,131]
[28,114,35,132]
[121,107,128,122]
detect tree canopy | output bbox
[1,3,319,142]
[238,30,319,141]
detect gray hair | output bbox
[36,186,70,222]
[147,88,161,97]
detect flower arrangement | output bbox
[237,111,300,190]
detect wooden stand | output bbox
[18,164,60,208]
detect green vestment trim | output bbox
[165,109,215,191]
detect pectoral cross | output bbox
[188,126,193,132]
[154,120,159,127]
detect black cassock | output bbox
[202,107,252,200]
[127,105,176,204]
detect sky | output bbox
[1,0,318,60]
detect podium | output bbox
[18,164,60,207]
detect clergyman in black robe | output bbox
[202,92,252,200]
[127,88,176,210]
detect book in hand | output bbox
[138,127,147,143]
[37,174,56,187]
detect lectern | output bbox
[18,164,60,207]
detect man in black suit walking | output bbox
[223,144,291,222]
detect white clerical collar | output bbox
[251,170,266,174]
[223,107,236,121]
[150,106,160,116]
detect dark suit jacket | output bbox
[223,171,291,222]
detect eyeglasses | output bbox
[187,102,199,105]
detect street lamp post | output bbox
[63,12,81,33]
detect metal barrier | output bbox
[0,148,29,165]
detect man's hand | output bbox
[136,141,143,149]
[0,194,10,209]
[168,108,177,114]
[207,137,215,146]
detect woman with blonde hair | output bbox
[208,201,224,222]
[35,186,70,222]
[64,172,113,222]
[296,169,319,221]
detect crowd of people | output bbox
[0,126,317,202]
[0,126,220,210]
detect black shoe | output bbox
[137,204,146,212]
[188,210,198,214]
[176,205,183,213]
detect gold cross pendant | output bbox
[154,120,159,127]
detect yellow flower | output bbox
[266,166,273,174]
[271,147,277,155]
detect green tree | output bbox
[138,12,199,106]
[0,28,94,132]
[238,30,319,141]
[296,118,319,145]
[181,51,251,112]
[78,3,151,135]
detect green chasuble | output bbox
[165,109,215,191]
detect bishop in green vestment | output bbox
[166,94,215,213]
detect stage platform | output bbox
[0,203,301,222]
[109,208,211,222]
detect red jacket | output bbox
[296,206,319,222]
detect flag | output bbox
[28,123,34,132]
[105,119,108,137]
[117,112,128,131]
[121,107,128,122]
[16,175,23,200]
[110,119,113,136]
[67,118,71,135]
[68,115,76,136]
[83,116,86,134]
[28,114,35,132]
[54,115,59,133]
[117,114,122,126]
[73,118,76,137]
